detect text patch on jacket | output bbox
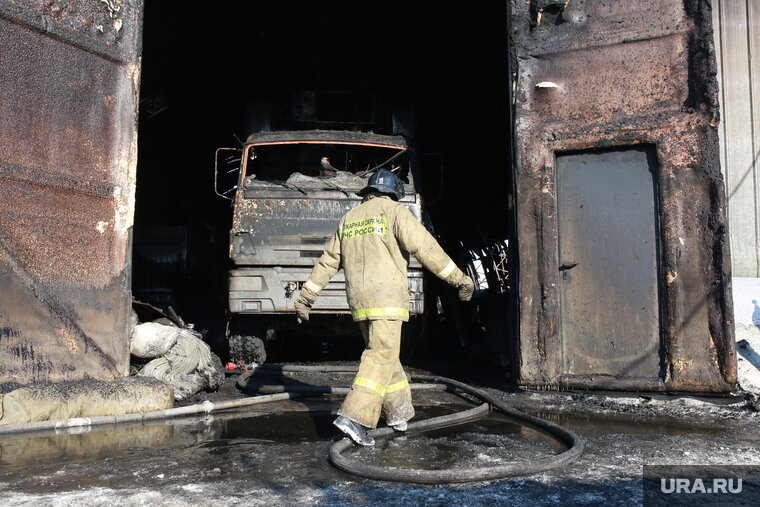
[341,216,389,240]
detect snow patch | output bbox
[737,324,760,394]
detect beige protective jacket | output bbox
[303,195,465,321]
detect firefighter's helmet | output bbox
[358,169,405,200]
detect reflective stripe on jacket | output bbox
[306,195,464,321]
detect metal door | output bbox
[557,147,661,379]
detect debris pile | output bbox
[286,170,368,190]
[131,319,225,401]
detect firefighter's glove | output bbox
[294,287,318,324]
[456,274,475,302]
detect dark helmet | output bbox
[358,169,405,200]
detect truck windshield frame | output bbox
[240,140,413,196]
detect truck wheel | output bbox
[228,334,267,364]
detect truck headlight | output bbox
[229,276,264,291]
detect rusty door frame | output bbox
[516,120,735,392]
[511,0,736,393]
[553,144,667,389]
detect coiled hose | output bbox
[237,365,584,484]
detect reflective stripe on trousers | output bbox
[352,376,409,397]
[337,319,415,428]
[351,307,409,320]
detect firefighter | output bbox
[293,169,474,446]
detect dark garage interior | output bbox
[132,2,514,375]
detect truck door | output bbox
[0,1,143,382]
[512,0,735,392]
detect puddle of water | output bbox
[0,396,727,492]
[523,410,726,439]
[349,407,567,470]
[0,402,562,468]
[0,408,322,468]
[338,406,727,470]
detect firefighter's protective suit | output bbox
[296,194,472,429]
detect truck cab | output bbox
[222,130,426,363]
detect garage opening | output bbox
[132,2,514,379]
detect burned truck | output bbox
[216,130,427,363]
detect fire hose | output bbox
[236,364,584,484]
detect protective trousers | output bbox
[338,319,414,428]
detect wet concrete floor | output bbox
[1,385,753,506]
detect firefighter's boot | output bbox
[333,416,375,446]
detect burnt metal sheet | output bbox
[232,194,423,268]
[231,197,358,266]
[512,0,735,392]
[0,0,143,384]
[245,130,408,149]
[557,147,661,379]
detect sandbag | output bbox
[0,377,174,426]
[130,322,181,359]
[139,330,225,401]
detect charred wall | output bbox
[0,0,143,384]
[511,0,735,392]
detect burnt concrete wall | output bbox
[511,0,736,392]
[0,0,143,384]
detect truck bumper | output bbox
[228,267,424,315]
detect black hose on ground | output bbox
[237,368,584,484]
[241,384,448,395]
[242,364,362,373]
